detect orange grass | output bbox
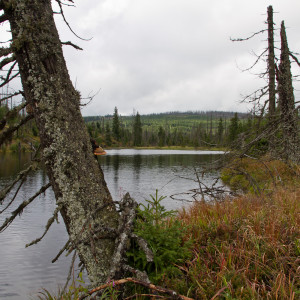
[166,184,300,299]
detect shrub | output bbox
[127,190,192,283]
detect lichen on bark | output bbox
[2,0,120,284]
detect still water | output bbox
[0,149,223,299]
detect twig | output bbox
[61,41,83,50]
[26,203,63,247]
[52,239,71,263]
[0,183,51,232]
[0,164,35,204]
[0,114,34,146]
[230,29,268,42]
[63,251,77,293]
[78,277,194,300]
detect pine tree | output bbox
[112,106,120,141]
[217,117,224,144]
[133,112,142,146]
[228,113,240,144]
[105,122,112,146]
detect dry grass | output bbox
[166,159,300,299]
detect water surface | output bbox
[0,149,223,299]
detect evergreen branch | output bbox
[0,114,34,146]
[0,183,51,233]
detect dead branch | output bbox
[0,46,12,57]
[289,52,300,68]
[107,193,138,280]
[61,41,83,50]
[239,48,268,73]
[0,114,34,146]
[52,239,71,263]
[230,29,268,42]
[62,251,77,293]
[0,90,23,104]
[79,89,101,107]
[0,55,16,70]
[55,0,92,41]
[0,183,51,232]
[0,61,19,87]
[0,163,35,204]
[124,294,167,300]
[0,175,27,214]
[240,86,268,103]
[26,203,63,247]
[0,13,7,23]
[122,265,150,283]
[130,233,154,262]
[78,277,194,300]
[0,101,27,130]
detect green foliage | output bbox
[0,105,9,120]
[36,272,89,300]
[32,124,38,136]
[112,106,120,141]
[105,122,112,146]
[127,190,192,283]
[133,111,142,146]
[84,111,249,148]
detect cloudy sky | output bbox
[33,1,300,115]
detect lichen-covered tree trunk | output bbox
[2,0,119,284]
[278,21,299,162]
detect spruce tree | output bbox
[133,112,142,146]
[112,106,120,141]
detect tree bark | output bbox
[278,21,299,162]
[267,6,276,117]
[2,0,119,284]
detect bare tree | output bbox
[278,21,299,162]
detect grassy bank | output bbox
[37,159,300,299]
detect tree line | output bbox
[85,108,252,148]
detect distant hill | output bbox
[84,110,249,124]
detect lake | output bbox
[0,149,223,299]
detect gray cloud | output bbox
[55,0,300,115]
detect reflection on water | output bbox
[0,149,223,299]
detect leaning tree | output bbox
[0,0,145,286]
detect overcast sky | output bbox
[13,1,300,116]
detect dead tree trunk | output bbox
[267,6,276,117]
[2,0,119,284]
[278,21,299,162]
